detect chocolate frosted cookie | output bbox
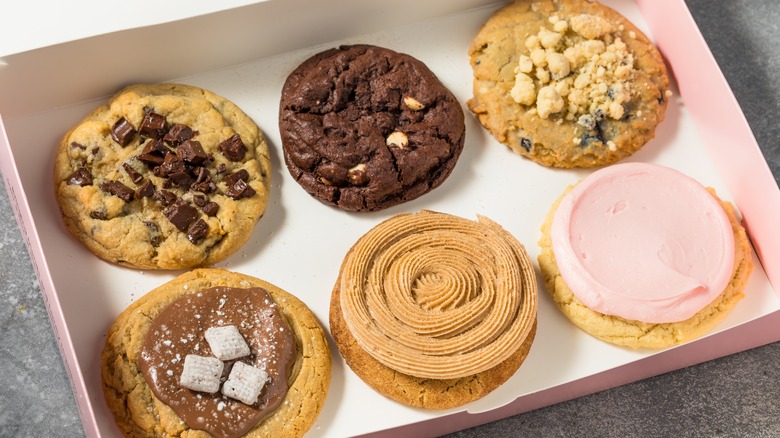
[468,0,670,168]
[101,268,332,438]
[279,44,466,211]
[54,83,271,269]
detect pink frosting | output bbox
[551,163,735,323]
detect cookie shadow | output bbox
[517,265,585,390]
[307,334,348,437]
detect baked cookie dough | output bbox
[279,45,466,211]
[468,0,670,168]
[101,268,331,438]
[54,83,271,269]
[330,211,537,408]
[538,163,754,349]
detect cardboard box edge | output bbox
[0,114,101,438]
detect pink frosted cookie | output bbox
[538,163,753,348]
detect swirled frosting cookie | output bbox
[54,83,271,269]
[279,44,466,211]
[538,163,754,349]
[101,268,331,438]
[468,0,670,168]
[330,210,537,408]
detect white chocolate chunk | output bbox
[538,28,563,49]
[403,96,425,110]
[570,14,615,39]
[205,325,250,361]
[511,73,536,105]
[546,52,571,79]
[179,354,224,393]
[386,131,409,148]
[537,86,564,118]
[517,55,534,74]
[222,361,269,405]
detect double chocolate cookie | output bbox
[279,45,466,212]
[54,84,271,269]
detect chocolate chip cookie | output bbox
[54,83,271,269]
[279,45,466,211]
[468,0,670,168]
[101,268,331,437]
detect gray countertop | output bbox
[1,1,779,437]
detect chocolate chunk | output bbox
[202,202,220,217]
[165,171,193,189]
[163,199,199,232]
[163,124,195,146]
[520,137,532,152]
[154,189,177,206]
[100,180,135,202]
[178,140,208,165]
[137,180,155,198]
[122,163,144,185]
[192,181,217,194]
[192,193,207,207]
[70,142,86,150]
[90,209,108,220]
[66,167,93,186]
[186,219,209,243]
[91,147,100,156]
[216,163,227,174]
[137,153,165,167]
[218,134,247,161]
[142,139,173,157]
[154,154,187,178]
[190,167,216,194]
[110,117,136,147]
[223,169,249,187]
[226,179,256,200]
[140,111,168,139]
[194,167,210,184]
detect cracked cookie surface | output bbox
[279,44,465,211]
[468,0,669,168]
[538,188,754,349]
[54,83,271,269]
[101,268,331,438]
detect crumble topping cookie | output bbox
[54,83,271,269]
[468,0,670,168]
[330,210,537,408]
[101,268,331,438]
[279,44,466,211]
[538,163,754,349]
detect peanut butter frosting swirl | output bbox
[339,210,537,379]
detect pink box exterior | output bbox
[0,1,778,437]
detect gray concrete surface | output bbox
[1,1,778,437]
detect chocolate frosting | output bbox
[138,287,297,438]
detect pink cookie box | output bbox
[1,0,778,437]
